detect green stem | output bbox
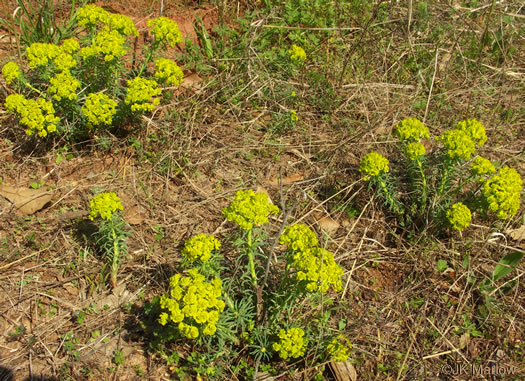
[137,42,160,77]
[247,229,257,289]
[110,221,120,287]
[22,80,44,96]
[438,164,451,198]
[378,178,403,215]
[417,158,427,212]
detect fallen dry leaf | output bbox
[506,225,525,242]
[329,361,357,381]
[267,173,305,187]
[124,205,147,225]
[317,215,340,235]
[180,72,203,90]
[0,184,53,215]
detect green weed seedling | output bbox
[359,118,523,234]
[88,192,132,288]
[2,4,184,145]
[144,189,352,378]
[479,251,524,309]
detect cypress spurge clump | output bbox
[147,190,352,376]
[359,118,523,233]
[1,4,184,143]
[89,192,132,288]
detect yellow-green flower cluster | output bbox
[272,328,307,360]
[89,192,123,220]
[446,202,471,231]
[455,119,487,148]
[147,17,182,47]
[439,119,487,161]
[77,4,138,36]
[26,41,78,71]
[395,118,430,141]
[79,29,126,62]
[26,43,61,68]
[106,13,138,37]
[181,234,221,263]
[327,335,352,362]
[288,44,306,62]
[470,156,496,177]
[54,50,77,72]
[280,224,319,253]
[81,92,118,127]
[125,77,161,112]
[359,152,390,181]
[290,110,298,122]
[154,58,184,87]
[222,189,280,231]
[405,142,426,161]
[77,4,110,27]
[48,70,80,101]
[483,166,522,219]
[5,94,59,137]
[439,129,476,161]
[293,247,344,292]
[2,61,21,85]
[158,269,225,339]
[61,38,80,54]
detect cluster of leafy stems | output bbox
[88,192,131,288]
[146,189,350,377]
[359,118,522,233]
[2,4,184,141]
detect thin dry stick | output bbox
[426,317,469,363]
[423,48,439,123]
[407,0,413,33]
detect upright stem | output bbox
[417,159,427,213]
[137,42,160,77]
[247,229,257,289]
[379,178,403,215]
[438,164,451,199]
[22,80,44,96]
[110,222,120,288]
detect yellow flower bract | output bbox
[405,142,426,161]
[293,247,344,293]
[147,17,182,47]
[280,224,318,253]
[439,129,476,161]
[288,44,306,62]
[222,189,280,230]
[89,192,123,220]
[2,61,21,85]
[395,118,430,141]
[483,166,522,219]
[470,156,496,177]
[327,335,352,362]
[158,269,225,340]
[272,328,307,360]
[455,119,487,148]
[77,5,138,37]
[446,202,472,231]
[4,94,59,137]
[359,152,390,181]
[48,70,80,101]
[125,77,161,112]
[155,58,184,87]
[182,234,221,263]
[79,28,127,62]
[81,92,118,127]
